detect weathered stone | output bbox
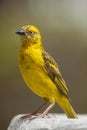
[8,114,87,130]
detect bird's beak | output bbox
[16,29,26,36]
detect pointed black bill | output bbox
[16,29,26,36]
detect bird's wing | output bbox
[42,51,69,98]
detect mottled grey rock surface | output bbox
[8,114,87,130]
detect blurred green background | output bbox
[0,0,87,129]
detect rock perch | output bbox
[8,114,87,130]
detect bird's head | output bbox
[16,25,41,46]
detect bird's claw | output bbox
[20,113,55,120]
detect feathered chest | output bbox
[18,47,44,70]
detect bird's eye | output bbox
[29,30,34,34]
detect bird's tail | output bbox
[56,97,78,118]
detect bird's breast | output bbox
[19,47,44,68]
[18,48,59,99]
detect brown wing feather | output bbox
[42,51,69,98]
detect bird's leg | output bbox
[31,100,49,115]
[39,103,55,118]
[21,100,48,120]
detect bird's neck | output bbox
[20,38,43,51]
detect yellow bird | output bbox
[16,25,78,119]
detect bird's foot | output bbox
[20,113,55,120]
[38,113,55,118]
[20,113,40,120]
